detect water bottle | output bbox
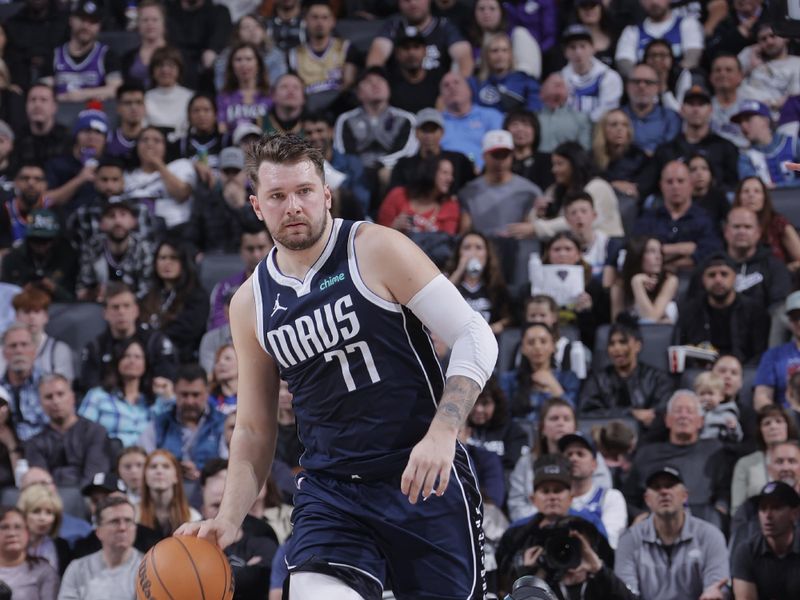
[14,458,29,488]
[80,147,98,169]
[528,251,543,294]
[466,257,483,277]
[125,0,138,31]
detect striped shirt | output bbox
[79,388,162,447]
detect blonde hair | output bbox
[479,32,513,81]
[17,485,63,538]
[592,109,633,171]
[693,371,725,396]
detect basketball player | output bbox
[177,134,497,599]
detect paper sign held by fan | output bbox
[529,253,585,306]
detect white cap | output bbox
[232,122,263,146]
[482,129,513,153]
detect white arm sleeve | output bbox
[406,274,498,389]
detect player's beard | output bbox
[272,209,328,251]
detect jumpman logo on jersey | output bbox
[271,293,288,317]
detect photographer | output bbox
[496,455,632,599]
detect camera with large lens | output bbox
[537,527,582,579]
[511,524,582,582]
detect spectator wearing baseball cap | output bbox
[735,99,800,188]
[385,27,440,115]
[72,472,160,559]
[615,464,730,600]
[51,0,122,103]
[676,251,769,364]
[0,209,79,302]
[559,432,628,548]
[560,24,622,123]
[653,82,741,192]
[754,291,800,409]
[496,453,617,596]
[75,193,154,302]
[43,107,109,212]
[366,3,473,80]
[458,129,542,236]
[732,480,800,599]
[389,108,475,195]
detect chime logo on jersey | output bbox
[267,294,361,368]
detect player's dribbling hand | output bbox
[401,426,456,504]
[174,519,239,550]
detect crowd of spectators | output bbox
[0,0,798,598]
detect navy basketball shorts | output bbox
[285,446,487,599]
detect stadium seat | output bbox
[771,187,800,228]
[488,236,540,292]
[616,192,639,236]
[560,324,580,342]
[46,303,107,358]
[56,99,118,129]
[198,253,245,295]
[0,3,23,21]
[497,327,521,374]
[0,486,89,520]
[98,31,141,58]
[680,366,758,409]
[592,323,675,373]
[58,486,91,520]
[578,415,639,439]
[335,18,387,54]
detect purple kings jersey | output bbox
[53,42,110,95]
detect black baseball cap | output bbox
[757,481,800,508]
[533,455,572,489]
[558,432,597,457]
[358,66,390,85]
[683,84,712,104]
[701,252,737,274]
[645,465,684,488]
[81,472,127,496]
[562,24,593,45]
[72,0,103,21]
[101,196,136,216]
[396,25,426,46]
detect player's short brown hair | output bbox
[245,133,325,189]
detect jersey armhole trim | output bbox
[251,269,270,355]
[347,222,402,313]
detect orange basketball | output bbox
[136,535,235,600]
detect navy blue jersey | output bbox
[253,219,445,479]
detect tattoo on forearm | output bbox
[434,376,481,428]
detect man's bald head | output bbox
[660,161,693,209]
